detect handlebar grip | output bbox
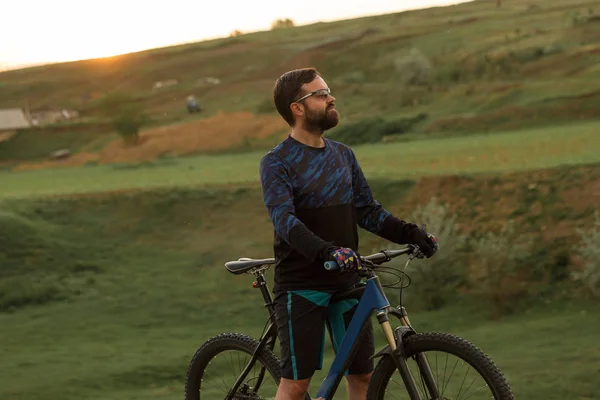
[324,261,339,271]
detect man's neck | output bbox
[290,128,325,148]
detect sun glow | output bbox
[1,0,470,70]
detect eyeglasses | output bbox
[291,88,331,104]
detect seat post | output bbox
[253,272,276,326]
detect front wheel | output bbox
[367,332,515,400]
[185,332,281,400]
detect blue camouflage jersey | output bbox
[259,135,415,292]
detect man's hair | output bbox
[273,67,320,126]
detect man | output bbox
[259,67,438,400]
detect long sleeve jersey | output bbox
[259,135,415,292]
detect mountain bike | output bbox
[184,244,515,399]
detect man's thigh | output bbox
[326,298,375,375]
[273,290,331,381]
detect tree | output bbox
[99,91,148,144]
[271,18,295,30]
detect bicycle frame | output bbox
[313,271,440,400]
[226,251,440,400]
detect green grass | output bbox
[2,120,599,199]
[0,127,114,161]
[0,191,598,400]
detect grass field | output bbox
[1,186,598,400]
[2,120,599,199]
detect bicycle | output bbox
[184,244,515,399]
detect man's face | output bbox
[295,76,339,133]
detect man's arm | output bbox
[350,149,417,244]
[260,153,334,262]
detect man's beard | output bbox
[302,105,339,134]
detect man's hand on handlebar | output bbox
[409,226,438,258]
[327,247,362,272]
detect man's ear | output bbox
[290,102,304,119]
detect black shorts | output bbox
[273,289,375,381]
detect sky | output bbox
[0,0,471,71]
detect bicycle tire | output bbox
[185,332,281,400]
[366,332,515,400]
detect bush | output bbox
[271,18,295,30]
[468,222,535,318]
[394,48,433,86]
[572,211,600,297]
[325,113,427,146]
[99,91,148,144]
[403,198,470,310]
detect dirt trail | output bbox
[14,111,288,171]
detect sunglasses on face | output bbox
[291,88,331,104]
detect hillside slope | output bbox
[1,0,599,136]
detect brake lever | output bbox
[408,244,426,261]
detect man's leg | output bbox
[345,372,372,400]
[326,299,375,400]
[273,290,332,400]
[275,377,312,400]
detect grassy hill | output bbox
[1,0,600,165]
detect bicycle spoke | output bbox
[454,361,470,399]
[435,353,439,391]
[441,352,449,395]
[461,380,492,400]
[441,356,460,397]
[202,367,230,394]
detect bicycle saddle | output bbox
[224,257,276,275]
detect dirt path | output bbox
[13,111,288,171]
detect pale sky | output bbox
[0,0,470,71]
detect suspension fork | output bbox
[387,307,441,399]
[378,308,423,400]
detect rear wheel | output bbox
[185,333,281,400]
[367,332,514,399]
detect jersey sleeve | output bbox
[350,149,417,244]
[260,153,333,262]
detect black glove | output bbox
[409,227,438,258]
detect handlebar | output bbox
[323,245,418,272]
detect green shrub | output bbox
[468,222,536,318]
[326,113,427,146]
[394,48,433,86]
[572,211,600,297]
[404,198,470,310]
[99,91,148,144]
